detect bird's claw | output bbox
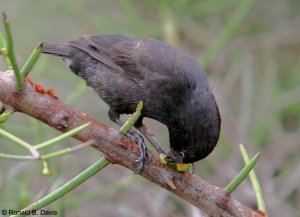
[128,131,147,173]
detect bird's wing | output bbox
[69,34,200,86]
[84,35,147,83]
[68,36,125,75]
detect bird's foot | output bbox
[128,131,147,173]
[108,110,149,173]
[138,124,166,154]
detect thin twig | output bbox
[240,144,268,216]
[224,153,260,193]
[2,12,23,89]
[35,122,90,150]
[10,157,110,217]
[0,31,12,67]
[0,127,40,158]
[120,101,143,134]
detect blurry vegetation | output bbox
[0,0,299,217]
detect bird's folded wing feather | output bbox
[68,37,125,74]
[84,35,146,83]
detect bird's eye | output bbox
[180,152,185,158]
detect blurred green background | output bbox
[0,0,299,216]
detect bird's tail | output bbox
[41,42,70,57]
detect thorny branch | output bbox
[0,70,261,217]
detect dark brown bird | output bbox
[41,35,221,167]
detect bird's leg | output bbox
[108,109,147,173]
[136,123,166,154]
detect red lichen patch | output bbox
[127,140,139,150]
[26,76,34,85]
[257,210,266,216]
[47,88,59,99]
[35,83,47,94]
[26,77,59,99]
[116,140,129,149]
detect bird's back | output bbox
[64,35,207,123]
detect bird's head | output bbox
[166,86,221,164]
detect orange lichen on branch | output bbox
[35,83,47,94]
[26,77,59,100]
[47,88,59,99]
[26,76,34,86]
[257,210,266,217]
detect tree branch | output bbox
[0,70,261,217]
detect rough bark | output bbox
[0,70,261,217]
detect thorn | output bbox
[166,176,176,190]
[37,42,43,49]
